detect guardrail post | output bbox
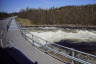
[45,41,47,47]
[71,51,75,64]
[0,39,3,48]
[32,35,34,45]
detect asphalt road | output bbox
[0,18,12,48]
[6,18,65,64]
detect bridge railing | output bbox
[24,31,96,64]
[16,20,96,64]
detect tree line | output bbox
[0,4,96,26]
[0,12,11,19]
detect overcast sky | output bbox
[0,0,96,13]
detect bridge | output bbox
[0,17,96,64]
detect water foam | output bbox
[27,30,96,44]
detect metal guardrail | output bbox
[24,31,96,64]
[16,20,96,64]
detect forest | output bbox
[0,4,96,26]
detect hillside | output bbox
[16,4,96,26]
[1,4,96,26]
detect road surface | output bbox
[5,17,65,64]
[0,18,12,48]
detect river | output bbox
[25,27,96,54]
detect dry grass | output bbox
[16,18,32,26]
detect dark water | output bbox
[56,40,96,54]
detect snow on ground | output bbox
[26,29,96,45]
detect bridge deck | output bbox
[6,19,65,64]
[2,17,96,64]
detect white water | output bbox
[26,29,96,45]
